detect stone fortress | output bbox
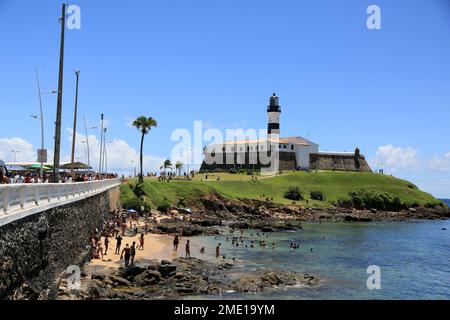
[200,94,372,173]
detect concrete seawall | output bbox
[0,186,120,299]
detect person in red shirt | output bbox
[24,173,32,183]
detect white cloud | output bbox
[371,145,450,173]
[64,128,166,175]
[371,145,419,172]
[429,152,450,171]
[0,137,36,162]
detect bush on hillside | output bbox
[284,187,303,201]
[338,190,406,211]
[122,198,144,212]
[157,198,172,213]
[310,190,325,201]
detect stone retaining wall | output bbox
[0,187,119,299]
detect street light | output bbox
[10,150,20,162]
[81,140,89,169]
[34,69,59,176]
[130,160,135,177]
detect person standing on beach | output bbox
[121,244,131,267]
[173,235,179,251]
[139,234,145,250]
[97,242,104,259]
[130,242,137,265]
[185,240,191,258]
[121,222,126,236]
[104,236,110,256]
[115,235,123,255]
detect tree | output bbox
[175,161,183,177]
[132,116,157,184]
[163,159,172,173]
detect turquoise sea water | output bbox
[189,219,450,300]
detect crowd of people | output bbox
[0,171,118,185]
[89,211,148,267]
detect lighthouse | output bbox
[267,93,281,137]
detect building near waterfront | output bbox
[200,94,371,173]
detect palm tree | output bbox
[163,159,172,173]
[132,116,157,184]
[176,161,183,177]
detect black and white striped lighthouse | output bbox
[267,93,281,137]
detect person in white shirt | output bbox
[14,174,24,184]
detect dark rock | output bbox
[91,274,106,281]
[229,222,250,229]
[261,272,282,285]
[261,226,276,233]
[110,276,132,287]
[158,264,177,278]
[119,265,146,280]
[134,270,161,286]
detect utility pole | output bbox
[35,69,45,177]
[83,116,91,172]
[99,114,104,174]
[52,3,66,182]
[103,129,108,173]
[70,70,80,178]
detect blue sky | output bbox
[0,0,449,197]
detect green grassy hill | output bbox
[121,172,442,210]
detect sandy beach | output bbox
[84,232,215,276]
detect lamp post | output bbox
[70,70,80,178]
[130,160,135,177]
[81,140,89,169]
[83,116,92,172]
[33,69,58,177]
[99,114,104,174]
[10,150,20,162]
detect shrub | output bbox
[228,169,238,174]
[339,190,407,211]
[157,198,172,213]
[122,198,144,212]
[310,190,325,201]
[284,187,303,201]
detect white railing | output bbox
[0,179,121,218]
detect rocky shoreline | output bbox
[148,192,450,237]
[57,258,320,300]
[55,193,448,301]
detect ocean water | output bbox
[188,219,450,300]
